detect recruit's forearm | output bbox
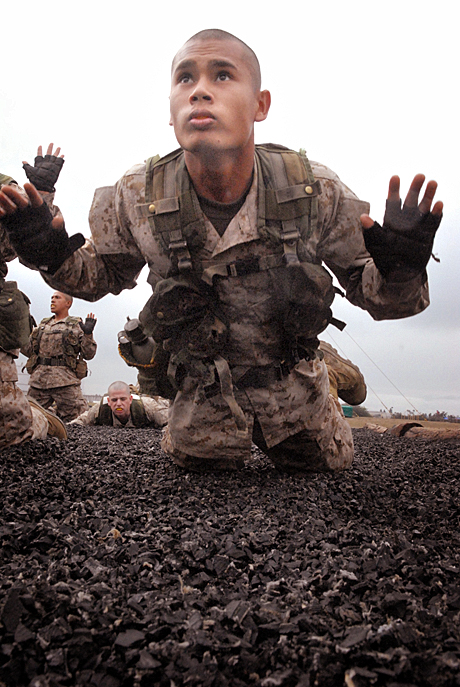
[41,239,145,302]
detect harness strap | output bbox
[143,151,195,272]
[299,148,319,238]
[214,355,249,438]
[130,398,148,427]
[201,253,285,286]
[163,155,177,198]
[0,174,15,186]
[204,346,319,398]
[140,145,322,277]
[32,317,53,354]
[267,150,300,261]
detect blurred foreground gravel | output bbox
[1,426,459,687]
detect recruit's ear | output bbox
[255,90,271,122]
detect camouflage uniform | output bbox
[70,395,169,427]
[0,348,48,450]
[42,151,429,470]
[22,317,97,422]
[0,177,57,449]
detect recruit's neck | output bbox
[184,147,255,205]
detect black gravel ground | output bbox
[1,426,460,687]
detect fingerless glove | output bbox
[2,202,84,274]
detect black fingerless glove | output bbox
[79,317,96,335]
[2,202,85,274]
[23,155,65,192]
[363,200,442,278]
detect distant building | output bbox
[368,410,392,418]
[84,394,103,405]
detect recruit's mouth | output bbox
[189,109,215,122]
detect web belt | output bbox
[204,349,318,398]
[37,356,67,367]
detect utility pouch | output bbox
[0,281,33,351]
[75,355,88,379]
[144,275,228,357]
[147,276,211,340]
[25,353,39,374]
[275,262,335,339]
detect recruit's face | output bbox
[50,292,71,317]
[107,390,133,423]
[169,38,269,156]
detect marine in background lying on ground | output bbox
[70,380,169,428]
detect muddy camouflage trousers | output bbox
[0,351,47,450]
[161,356,354,472]
[28,384,88,423]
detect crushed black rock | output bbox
[1,426,459,686]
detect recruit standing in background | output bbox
[22,290,97,422]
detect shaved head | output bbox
[173,29,262,92]
[108,381,131,397]
[54,291,73,306]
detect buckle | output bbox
[168,237,188,252]
[226,257,260,277]
[177,255,192,271]
[276,360,293,380]
[281,228,300,243]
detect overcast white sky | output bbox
[2,0,459,415]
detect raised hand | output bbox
[80,314,97,335]
[0,183,84,274]
[361,174,443,278]
[22,143,65,192]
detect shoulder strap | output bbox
[0,174,16,186]
[138,149,206,273]
[96,402,113,426]
[139,144,321,273]
[255,144,320,264]
[57,320,83,371]
[32,317,53,352]
[130,398,148,427]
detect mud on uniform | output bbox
[0,179,61,449]
[0,348,48,449]
[42,147,429,470]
